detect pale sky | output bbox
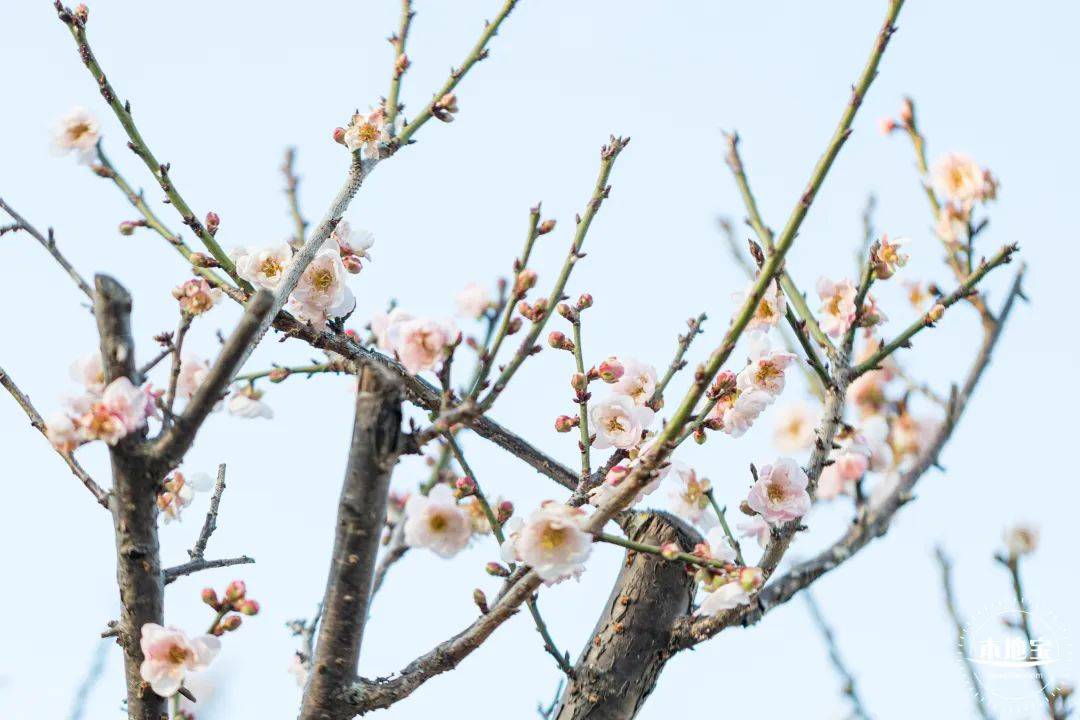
[1,1,1077,718]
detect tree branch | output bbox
[934,547,995,720]
[0,198,92,298]
[803,591,871,720]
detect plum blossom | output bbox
[51,107,100,160]
[935,205,968,246]
[609,358,657,406]
[385,316,458,375]
[371,308,413,351]
[734,280,786,334]
[816,277,858,338]
[157,471,201,523]
[76,377,152,444]
[455,282,491,319]
[736,345,797,397]
[330,221,375,271]
[816,465,850,501]
[500,502,591,584]
[696,568,763,617]
[713,387,772,438]
[343,108,389,159]
[139,624,220,697]
[403,484,472,558]
[931,152,997,207]
[704,527,737,565]
[176,356,211,401]
[70,353,106,395]
[232,244,292,291]
[668,464,716,530]
[288,243,355,330]
[590,394,654,449]
[746,457,811,524]
[873,234,909,279]
[172,277,221,316]
[736,515,771,549]
[772,403,819,453]
[45,411,80,453]
[226,386,273,419]
[1004,524,1039,557]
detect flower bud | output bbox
[201,588,219,608]
[899,97,914,126]
[693,427,707,445]
[513,269,537,296]
[660,542,681,560]
[189,252,218,268]
[432,93,458,122]
[342,254,364,274]
[205,211,220,236]
[1004,524,1039,557]
[576,293,593,309]
[496,500,514,524]
[118,220,138,236]
[485,562,511,577]
[221,615,243,632]
[597,357,624,383]
[225,580,246,602]
[537,219,556,235]
[927,303,945,323]
[556,303,577,322]
[73,3,89,24]
[91,163,114,178]
[554,415,578,433]
[269,367,290,383]
[394,53,411,77]
[455,476,477,497]
[709,370,737,397]
[570,372,589,392]
[506,317,523,335]
[238,599,260,616]
[473,588,489,614]
[878,117,898,136]
[332,127,347,145]
[738,566,764,591]
[548,331,574,352]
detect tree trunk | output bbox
[554,511,700,720]
[300,367,404,720]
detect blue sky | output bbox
[1,1,1077,718]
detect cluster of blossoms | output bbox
[371,307,459,376]
[588,357,657,449]
[157,470,214,523]
[172,277,222,316]
[705,340,796,438]
[231,221,373,330]
[681,528,764,616]
[930,152,998,245]
[44,353,157,451]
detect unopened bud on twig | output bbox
[485,562,510,577]
[454,476,477,497]
[576,293,593,310]
[554,415,579,433]
[201,588,219,608]
[537,219,557,235]
[205,211,220,236]
[548,331,575,352]
[513,269,537,296]
[332,127,347,146]
[189,252,218,268]
[473,588,489,614]
[597,357,624,383]
[73,3,88,24]
[225,580,246,603]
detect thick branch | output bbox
[300,367,404,720]
[553,512,700,720]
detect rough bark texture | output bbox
[300,367,404,720]
[95,275,166,720]
[554,512,701,720]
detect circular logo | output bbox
[959,599,1073,714]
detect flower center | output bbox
[356,123,378,144]
[540,524,567,551]
[68,122,92,141]
[167,645,189,665]
[766,483,787,504]
[260,257,283,278]
[756,301,774,321]
[428,513,448,532]
[312,268,334,291]
[755,363,781,385]
[605,416,626,433]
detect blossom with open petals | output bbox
[343,108,389,159]
[500,501,591,584]
[816,277,858,338]
[713,388,772,438]
[736,515,771,549]
[772,403,819,453]
[931,152,996,207]
[737,347,797,398]
[51,107,100,160]
[371,308,414,352]
[610,357,657,407]
[387,316,458,375]
[590,394,654,449]
[873,234,909,280]
[139,624,220,697]
[746,457,810,524]
[76,377,151,444]
[288,244,354,329]
[403,484,472,558]
[172,278,221,316]
[232,244,292,291]
[45,412,80,453]
[69,353,106,395]
[734,280,786,334]
[176,356,210,401]
[668,464,716,530]
[696,568,763,617]
[226,386,273,419]
[455,282,491,319]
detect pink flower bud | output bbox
[342,254,364,274]
[548,331,574,351]
[238,599,260,616]
[899,97,914,125]
[496,500,514,524]
[878,117,898,136]
[225,580,246,602]
[485,562,511,577]
[201,588,219,607]
[269,368,290,383]
[118,220,138,236]
[205,211,220,236]
[537,219,556,235]
[513,269,537,296]
[570,372,589,392]
[660,542,681,560]
[554,415,578,433]
[455,476,477,497]
[710,370,737,397]
[597,357,624,384]
[221,615,243,632]
[73,3,88,24]
[473,588,489,614]
[556,303,577,322]
[738,566,764,591]
[577,293,593,309]
[189,252,218,268]
[507,317,523,335]
[332,127,347,145]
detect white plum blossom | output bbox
[746,457,811,524]
[736,346,797,397]
[816,277,858,338]
[371,308,414,352]
[667,464,716,530]
[288,242,355,330]
[157,471,197,523]
[232,244,293,291]
[772,403,819,453]
[717,388,772,438]
[75,377,153,445]
[403,484,472,558]
[138,624,220,697]
[697,581,752,616]
[931,152,997,207]
[1004,524,1039,557]
[45,411,80,453]
[500,501,592,584]
[69,353,106,395]
[874,234,909,279]
[704,527,737,564]
[609,357,657,406]
[734,280,786,334]
[736,515,771,549]
[176,356,211,401]
[455,282,491,319]
[343,108,389,159]
[51,106,100,160]
[331,221,375,262]
[226,386,273,419]
[589,394,654,449]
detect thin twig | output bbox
[189,464,227,560]
[162,313,192,428]
[803,591,872,720]
[384,0,416,131]
[934,547,995,720]
[163,555,255,584]
[1002,552,1064,719]
[0,365,109,508]
[0,198,92,298]
[282,147,308,247]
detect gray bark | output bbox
[554,512,701,720]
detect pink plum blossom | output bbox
[589,394,654,449]
[667,464,716,530]
[713,388,772,438]
[403,484,472,558]
[343,108,389,159]
[816,277,858,338]
[873,234,909,279]
[172,278,221,316]
[371,308,414,352]
[139,623,220,697]
[76,377,152,444]
[733,280,786,334]
[746,457,811,524]
[45,411,80,453]
[736,346,797,397]
[500,501,591,584]
[704,527,737,564]
[69,353,106,395]
[931,152,996,207]
[176,356,211,401]
[772,403,819,453]
[386,316,458,375]
[736,515,771,549]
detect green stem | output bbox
[384,0,415,131]
[595,532,734,573]
[705,490,744,566]
[571,320,591,479]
